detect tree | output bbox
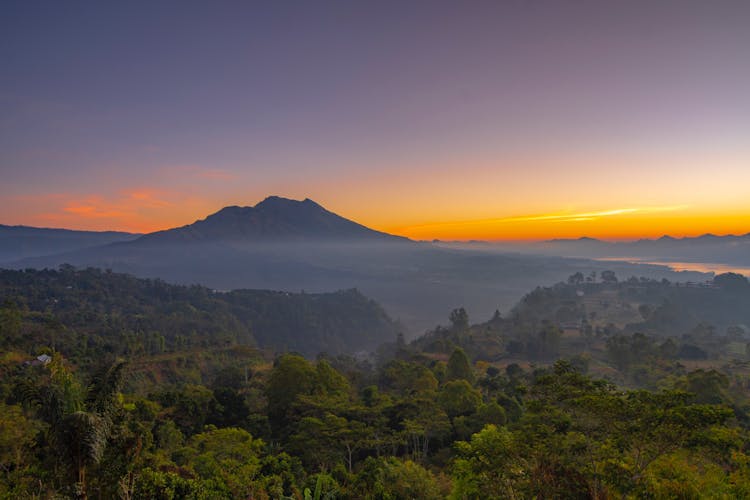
[303,473,340,500]
[713,272,750,291]
[567,272,584,286]
[0,300,22,346]
[161,385,217,436]
[0,403,37,489]
[449,308,469,331]
[641,451,733,498]
[24,356,128,499]
[446,348,474,383]
[381,360,438,396]
[600,390,733,496]
[314,360,351,397]
[402,405,451,460]
[606,332,656,373]
[381,458,446,499]
[187,427,264,497]
[680,369,730,405]
[291,413,370,472]
[638,304,653,320]
[451,425,524,499]
[438,380,482,418]
[600,270,618,284]
[528,322,561,361]
[266,354,317,433]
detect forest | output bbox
[0,267,399,360]
[2,267,750,498]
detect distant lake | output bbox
[595,257,750,277]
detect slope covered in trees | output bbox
[0,266,400,360]
[3,348,750,498]
[413,272,750,385]
[3,268,750,498]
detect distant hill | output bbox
[535,233,750,266]
[0,267,400,358]
[411,272,750,366]
[0,224,139,263]
[6,197,709,334]
[136,196,409,244]
[545,236,603,243]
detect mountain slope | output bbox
[0,267,400,357]
[0,224,139,263]
[136,196,409,244]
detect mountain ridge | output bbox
[544,233,750,245]
[134,196,410,244]
[0,224,138,236]
[0,224,140,263]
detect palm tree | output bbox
[24,356,127,499]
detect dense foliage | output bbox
[0,266,400,360]
[4,351,750,499]
[414,272,750,387]
[2,268,750,498]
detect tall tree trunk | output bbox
[76,463,87,500]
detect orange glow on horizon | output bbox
[6,190,217,234]
[381,209,750,242]
[4,189,749,242]
[8,203,750,242]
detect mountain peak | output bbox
[137,196,409,244]
[254,195,326,212]
[256,195,297,206]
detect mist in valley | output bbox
[7,235,710,336]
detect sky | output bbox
[1,1,748,240]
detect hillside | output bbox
[3,270,750,498]
[0,224,139,263]
[0,267,400,360]
[410,272,750,386]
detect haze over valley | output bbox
[2,196,713,335]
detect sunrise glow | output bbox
[1,2,748,240]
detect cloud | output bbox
[3,159,239,231]
[498,206,689,224]
[60,189,174,219]
[121,188,173,208]
[5,187,199,233]
[63,199,132,218]
[396,205,690,232]
[498,208,640,223]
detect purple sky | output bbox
[1,1,748,238]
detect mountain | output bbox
[6,197,709,335]
[136,196,409,244]
[546,236,603,243]
[0,224,139,263]
[534,233,750,266]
